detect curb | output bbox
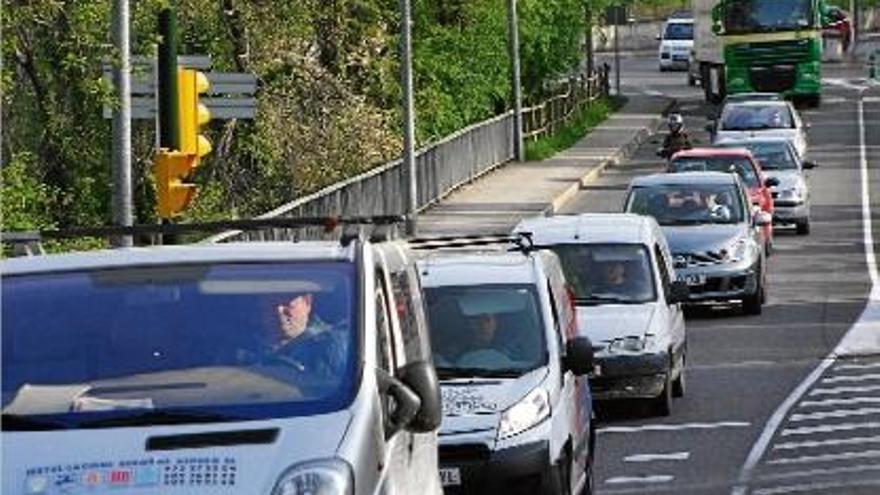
[541,97,677,216]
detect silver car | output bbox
[709,100,809,159]
[716,137,816,234]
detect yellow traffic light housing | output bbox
[154,150,198,219]
[177,68,212,157]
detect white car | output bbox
[711,100,809,159]
[658,16,694,71]
[418,248,596,494]
[515,214,689,416]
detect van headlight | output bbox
[608,334,656,354]
[272,459,353,495]
[498,387,550,440]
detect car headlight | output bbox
[778,188,805,203]
[272,459,353,495]
[498,387,550,440]
[607,334,656,354]
[723,237,750,263]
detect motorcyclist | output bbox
[658,113,692,159]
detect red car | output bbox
[668,148,778,254]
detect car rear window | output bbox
[670,157,759,187]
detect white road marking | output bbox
[821,372,880,384]
[624,452,690,463]
[753,478,880,495]
[732,91,878,495]
[757,463,880,482]
[790,406,880,422]
[768,448,880,465]
[605,475,674,485]
[598,421,750,434]
[782,421,880,436]
[864,96,880,103]
[809,384,880,396]
[774,435,880,450]
[799,396,880,408]
[832,362,880,372]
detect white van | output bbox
[515,214,689,416]
[658,15,694,71]
[417,248,596,494]
[2,234,443,495]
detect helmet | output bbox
[667,113,684,132]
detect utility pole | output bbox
[400,0,417,235]
[507,0,525,162]
[111,0,133,247]
[614,21,621,96]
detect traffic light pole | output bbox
[400,0,418,235]
[111,0,133,247]
[158,8,180,150]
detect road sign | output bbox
[102,55,256,120]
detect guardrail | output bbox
[209,68,609,243]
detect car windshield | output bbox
[664,22,694,40]
[627,183,746,225]
[1,262,357,431]
[424,285,546,379]
[722,0,814,34]
[718,141,799,170]
[720,104,793,130]
[551,244,657,305]
[670,157,759,187]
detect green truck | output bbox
[691,0,830,106]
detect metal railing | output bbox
[210,68,609,243]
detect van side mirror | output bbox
[667,280,690,304]
[377,369,421,440]
[764,177,780,187]
[564,336,595,376]
[802,160,818,170]
[397,360,442,433]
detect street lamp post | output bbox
[111,0,133,246]
[400,0,417,235]
[508,0,525,162]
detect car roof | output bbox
[2,241,357,276]
[723,100,790,110]
[724,92,782,102]
[629,171,739,187]
[716,136,793,146]
[672,147,754,159]
[514,213,660,246]
[417,251,545,288]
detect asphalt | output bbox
[560,56,880,494]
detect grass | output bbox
[525,96,626,161]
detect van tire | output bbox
[543,453,572,495]
[580,455,595,495]
[652,372,673,417]
[672,357,686,398]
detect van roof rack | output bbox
[1,216,407,254]
[408,232,534,253]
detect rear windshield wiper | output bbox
[78,410,236,429]
[1,413,68,431]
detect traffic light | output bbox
[153,150,198,219]
[177,68,212,158]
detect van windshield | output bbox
[551,244,657,305]
[1,262,357,431]
[424,285,547,379]
[664,22,694,40]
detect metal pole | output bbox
[111,0,133,247]
[158,8,180,150]
[508,0,525,162]
[852,0,859,49]
[614,22,621,96]
[400,0,417,235]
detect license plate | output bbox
[593,364,603,377]
[440,467,462,487]
[678,273,706,286]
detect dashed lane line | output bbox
[623,452,691,463]
[605,475,674,485]
[598,421,750,434]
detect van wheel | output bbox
[580,455,595,495]
[672,356,686,398]
[543,454,572,495]
[796,218,811,235]
[652,371,673,417]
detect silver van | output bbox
[2,230,443,495]
[417,246,596,495]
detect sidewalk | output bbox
[416,95,673,236]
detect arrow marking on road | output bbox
[624,452,691,462]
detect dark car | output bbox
[624,172,771,315]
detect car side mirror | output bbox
[397,360,442,433]
[377,369,421,440]
[754,211,773,227]
[764,177,780,187]
[802,160,818,170]
[668,280,690,304]
[564,336,595,376]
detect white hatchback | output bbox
[515,214,689,416]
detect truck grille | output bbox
[729,39,812,66]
